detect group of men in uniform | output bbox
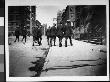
[14,26,27,43]
[14,21,73,47]
[46,22,73,47]
[14,25,42,46]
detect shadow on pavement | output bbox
[42,59,107,76]
[28,48,49,77]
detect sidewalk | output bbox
[41,38,107,76]
[9,36,49,77]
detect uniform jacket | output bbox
[50,26,57,37]
[22,29,27,36]
[57,25,64,37]
[63,26,73,37]
[46,28,51,36]
[32,27,38,37]
[37,28,42,37]
[15,28,20,36]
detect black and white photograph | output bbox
[5,0,109,81]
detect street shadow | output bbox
[70,58,106,62]
[29,48,49,77]
[40,48,48,50]
[32,44,41,46]
[29,57,45,76]
[28,66,35,71]
[100,50,107,53]
[42,62,107,76]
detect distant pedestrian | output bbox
[63,22,73,47]
[37,26,42,46]
[32,26,38,46]
[46,26,51,45]
[57,23,64,47]
[50,24,57,46]
[14,27,20,42]
[21,27,27,43]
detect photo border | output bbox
[5,0,109,81]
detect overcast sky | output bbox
[6,0,108,27]
[36,5,66,27]
[7,0,69,27]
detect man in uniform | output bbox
[46,26,51,45]
[50,24,57,47]
[14,27,20,42]
[21,26,27,43]
[57,23,64,47]
[37,26,42,46]
[63,21,73,47]
[32,26,38,46]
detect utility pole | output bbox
[30,6,32,35]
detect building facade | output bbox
[57,9,65,27]
[58,5,106,45]
[8,6,36,36]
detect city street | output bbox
[9,36,107,77]
[6,0,109,81]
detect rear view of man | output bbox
[46,26,51,45]
[63,22,73,47]
[50,24,57,47]
[14,27,20,42]
[32,27,38,46]
[57,23,64,47]
[37,26,42,46]
[21,27,27,43]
